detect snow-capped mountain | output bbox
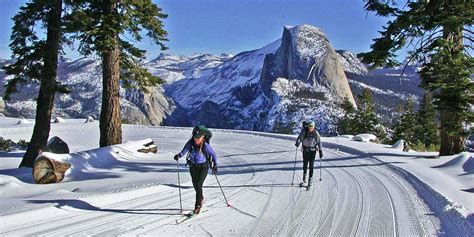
[346,64,424,125]
[162,25,359,134]
[1,24,424,132]
[0,58,179,125]
[336,50,368,75]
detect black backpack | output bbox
[301,121,310,138]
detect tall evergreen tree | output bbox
[361,0,473,155]
[415,92,439,148]
[354,88,379,134]
[67,0,168,147]
[338,97,357,134]
[3,0,69,167]
[392,97,417,144]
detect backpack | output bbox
[186,125,213,167]
[299,120,319,150]
[301,121,310,138]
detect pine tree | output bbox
[2,0,69,167]
[338,97,357,134]
[361,0,474,155]
[392,97,418,145]
[354,88,379,134]
[415,92,439,148]
[67,0,168,147]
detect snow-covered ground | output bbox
[0,117,472,236]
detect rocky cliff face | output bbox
[261,25,355,105]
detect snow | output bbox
[433,152,473,173]
[353,133,377,142]
[0,117,473,235]
[166,40,281,110]
[85,116,95,123]
[15,119,32,125]
[392,139,406,150]
[325,136,474,218]
[287,25,328,65]
[52,117,65,123]
[1,25,419,132]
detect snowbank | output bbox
[0,138,159,199]
[15,119,32,125]
[38,139,156,181]
[392,139,404,150]
[53,117,65,123]
[340,134,354,139]
[353,134,377,142]
[433,152,474,174]
[84,116,95,123]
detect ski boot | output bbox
[193,203,201,215]
[300,175,307,187]
[193,196,204,215]
[306,178,312,190]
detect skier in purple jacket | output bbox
[174,128,218,214]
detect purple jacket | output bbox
[178,140,218,165]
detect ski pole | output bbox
[177,159,183,214]
[319,156,322,181]
[214,174,231,207]
[291,147,298,185]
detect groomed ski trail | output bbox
[0,126,471,236]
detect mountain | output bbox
[0,24,424,133]
[0,58,180,125]
[346,64,424,125]
[336,50,368,75]
[161,25,362,134]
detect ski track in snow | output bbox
[0,126,471,236]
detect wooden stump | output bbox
[33,156,71,184]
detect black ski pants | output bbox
[189,163,208,207]
[302,150,316,179]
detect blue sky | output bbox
[0,0,392,60]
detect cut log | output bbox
[33,156,71,184]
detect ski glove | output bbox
[212,165,218,175]
[295,141,300,147]
[174,154,181,161]
[319,150,323,159]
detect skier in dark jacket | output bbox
[174,128,218,214]
[295,120,323,187]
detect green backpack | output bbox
[187,125,213,167]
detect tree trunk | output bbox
[439,110,465,156]
[438,25,465,156]
[20,0,62,168]
[99,0,122,147]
